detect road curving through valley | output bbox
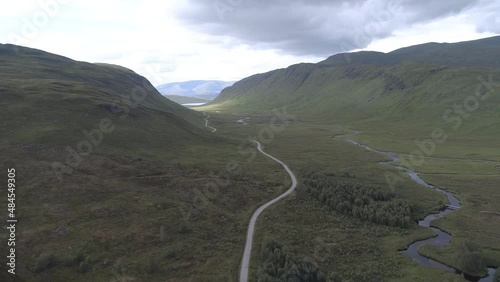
[202,113,298,282]
[239,140,298,282]
[203,112,217,133]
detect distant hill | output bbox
[164,95,209,105]
[210,36,500,136]
[156,80,234,100]
[0,44,214,154]
[319,36,500,68]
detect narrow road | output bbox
[203,112,217,133]
[201,114,297,281]
[239,140,297,282]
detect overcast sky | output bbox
[1,0,499,85]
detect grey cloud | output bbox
[402,0,480,22]
[175,0,485,56]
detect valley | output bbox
[199,108,499,281]
[194,37,500,279]
[1,36,499,282]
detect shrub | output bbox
[61,251,85,267]
[179,224,191,234]
[166,249,177,259]
[458,240,484,275]
[146,255,160,274]
[33,253,57,273]
[78,256,92,273]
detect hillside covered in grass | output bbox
[204,36,500,280]
[0,44,290,281]
[210,36,500,136]
[0,44,215,158]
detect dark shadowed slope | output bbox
[0,44,217,156]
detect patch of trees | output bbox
[257,240,341,282]
[302,172,414,228]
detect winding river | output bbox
[343,136,497,282]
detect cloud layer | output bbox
[176,0,496,56]
[0,0,497,84]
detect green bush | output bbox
[78,256,92,273]
[33,253,57,273]
[61,251,85,267]
[166,249,177,259]
[458,240,484,275]
[146,255,160,274]
[179,224,191,234]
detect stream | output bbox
[344,137,497,282]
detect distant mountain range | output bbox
[156,80,235,101]
[163,95,210,104]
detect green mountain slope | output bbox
[320,36,500,68]
[203,37,500,280]
[0,44,214,157]
[0,44,285,282]
[210,36,500,137]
